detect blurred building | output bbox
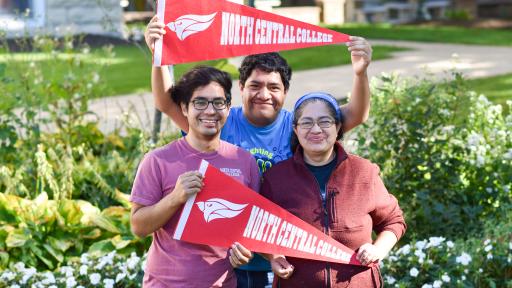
[1,0,123,38]
[360,0,450,23]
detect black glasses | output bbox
[296,118,335,129]
[191,98,228,110]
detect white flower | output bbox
[21,267,36,284]
[42,272,56,284]
[80,253,90,264]
[89,273,101,285]
[487,253,493,259]
[509,242,512,250]
[385,275,396,284]
[127,255,140,270]
[461,275,466,280]
[60,266,74,277]
[503,149,512,160]
[11,285,20,288]
[441,273,450,282]
[104,278,115,288]
[1,271,15,281]
[433,280,443,288]
[410,267,419,277]
[415,240,427,250]
[415,250,426,260]
[479,268,483,273]
[116,273,126,282]
[398,244,411,255]
[428,237,445,248]
[66,276,77,288]
[467,132,482,147]
[92,73,100,83]
[14,262,26,271]
[49,286,58,288]
[464,269,468,274]
[79,265,88,276]
[421,284,433,288]
[476,155,485,167]
[484,244,492,252]
[456,252,472,265]
[388,255,398,262]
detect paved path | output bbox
[89,40,512,133]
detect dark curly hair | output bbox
[238,53,292,92]
[170,66,232,107]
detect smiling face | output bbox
[181,82,229,140]
[293,101,341,157]
[240,69,286,127]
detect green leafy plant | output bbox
[381,216,512,287]
[0,192,150,271]
[352,73,512,240]
[0,251,145,287]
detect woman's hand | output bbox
[145,15,166,51]
[346,36,372,76]
[270,255,294,279]
[356,243,384,266]
[228,242,253,268]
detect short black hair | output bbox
[239,53,292,92]
[170,66,232,107]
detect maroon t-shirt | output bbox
[131,138,260,287]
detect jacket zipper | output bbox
[324,184,331,288]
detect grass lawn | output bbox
[281,44,409,71]
[465,73,512,113]
[0,44,408,98]
[327,24,512,46]
[106,44,410,96]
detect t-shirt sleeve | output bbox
[130,153,164,206]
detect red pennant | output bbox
[154,0,350,66]
[173,160,364,266]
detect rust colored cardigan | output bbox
[260,143,406,288]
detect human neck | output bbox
[185,133,220,153]
[303,148,336,166]
[245,112,278,127]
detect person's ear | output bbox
[336,123,342,132]
[225,103,231,118]
[180,102,188,117]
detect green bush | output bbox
[445,9,472,21]
[0,192,150,271]
[0,34,181,208]
[381,216,512,287]
[352,73,512,240]
[0,251,145,287]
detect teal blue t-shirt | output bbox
[220,106,294,271]
[221,106,294,174]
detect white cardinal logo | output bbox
[196,198,248,223]
[167,12,217,41]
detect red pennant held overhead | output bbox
[154,0,350,66]
[173,160,364,266]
